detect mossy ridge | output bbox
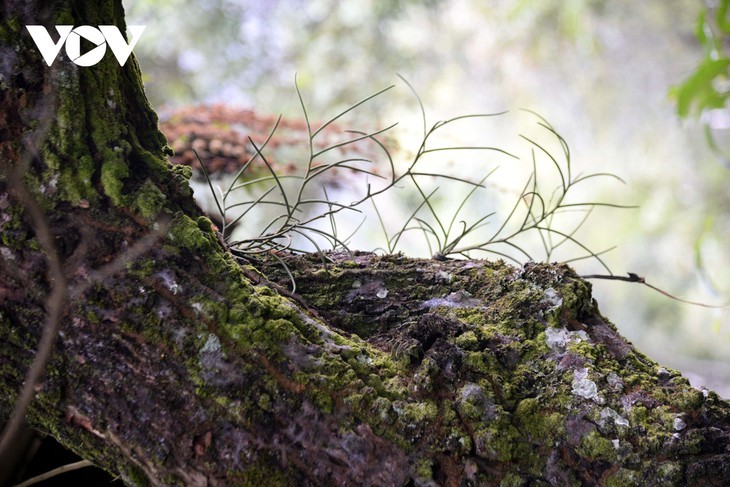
[4,197,730,485]
[54,213,407,481]
[252,252,730,484]
[4,180,728,484]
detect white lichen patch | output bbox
[0,246,14,261]
[606,372,624,392]
[543,287,563,310]
[545,327,589,350]
[422,291,480,310]
[198,333,227,373]
[545,327,570,349]
[458,383,484,402]
[157,270,182,294]
[437,270,452,281]
[199,333,222,355]
[171,327,187,348]
[41,173,59,195]
[357,353,373,366]
[572,368,602,403]
[673,416,686,431]
[600,407,630,428]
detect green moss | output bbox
[119,469,151,486]
[673,387,705,410]
[100,159,129,206]
[657,462,682,483]
[653,405,678,432]
[257,393,272,411]
[227,301,255,325]
[456,387,487,421]
[463,351,492,374]
[413,458,433,480]
[546,312,561,329]
[69,155,96,202]
[233,458,297,486]
[195,298,229,325]
[313,390,335,414]
[567,339,599,361]
[454,330,479,351]
[500,473,523,487]
[132,179,167,219]
[578,431,617,462]
[473,422,517,462]
[605,468,639,486]
[246,294,292,322]
[0,201,31,249]
[368,396,394,424]
[399,401,438,424]
[452,308,487,327]
[196,215,216,234]
[0,16,22,42]
[135,147,171,177]
[171,163,193,183]
[169,214,214,252]
[514,398,565,441]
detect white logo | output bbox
[25,25,145,67]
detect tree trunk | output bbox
[1,1,729,486]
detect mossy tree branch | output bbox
[1,1,729,486]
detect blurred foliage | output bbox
[668,1,730,323]
[672,0,730,119]
[670,0,730,164]
[127,0,448,112]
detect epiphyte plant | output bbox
[169,77,630,276]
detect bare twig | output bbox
[582,273,730,309]
[0,94,65,461]
[0,191,169,461]
[0,192,67,460]
[12,460,93,487]
[70,218,171,298]
[0,90,169,463]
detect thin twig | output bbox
[0,174,68,462]
[0,89,169,461]
[13,460,93,487]
[71,218,171,298]
[582,273,730,309]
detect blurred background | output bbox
[125,0,730,397]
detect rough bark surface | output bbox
[1,1,730,486]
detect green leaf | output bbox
[716,0,730,35]
[671,58,730,118]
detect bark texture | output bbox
[1,1,730,486]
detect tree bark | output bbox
[1,1,729,486]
